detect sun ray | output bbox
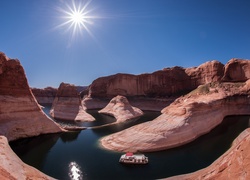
[54,0,101,40]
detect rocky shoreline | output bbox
[1,51,250,180]
[100,81,250,152]
[165,128,250,180]
[0,52,64,179]
[0,136,55,180]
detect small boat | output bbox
[119,152,148,164]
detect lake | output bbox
[10,105,250,180]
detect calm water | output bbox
[10,105,250,180]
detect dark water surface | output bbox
[10,105,250,180]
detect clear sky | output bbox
[1,0,250,88]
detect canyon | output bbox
[100,59,250,152]
[0,50,250,180]
[83,60,224,111]
[101,80,250,152]
[0,52,63,179]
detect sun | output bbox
[57,0,97,38]
[70,11,84,24]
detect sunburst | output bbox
[57,0,97,38]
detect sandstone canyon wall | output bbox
[32,87,57,104]
[101,82,250,152]
[101,59,250,152]
[84,60,224,111]
[0,52,63,141]
[166,128,250,180]
[0,136,55,180]
[88,60,224,98]
[32,86,88,105]
[50,82,95,121]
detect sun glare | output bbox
[71,11,84,24]
[57,0,98,38]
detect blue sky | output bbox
[1,0,250,88]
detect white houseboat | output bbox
[119,152,148,164]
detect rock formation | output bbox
[222,58,250,82]
[0,52,63,141]
[84,60,224,111]
[88,60,224,98]
[101,81,250,152]
[0,136,55,180]
[32,87,57,104]
[98,95,144,123]
[166,128,250,180]
[50,82,95,121]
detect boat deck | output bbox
[119,153,148,164]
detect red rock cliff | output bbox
[32,87,57,104]
[89,60,224,98]
[100,59,250,153]
[222,58,250,82]
[50,82,95,121]
[0,52,63,141]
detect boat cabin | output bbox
[119,152,148,164]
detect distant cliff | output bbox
[32,87,57,104]
[32,86,87,104]
[88,60,224,98]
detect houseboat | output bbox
[119,152,148,164]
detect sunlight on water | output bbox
[68,161,83,180]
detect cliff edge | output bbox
[0,52,63,141]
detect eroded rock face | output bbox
[100,82,250,152]
[0,136,55,180]
[0,52,63,141]
[50,82,95,121]
[89,61,224,99]
[166,128,250,180]
[32,87,57,104]
[98,95,143,123]
[185,60,224,86]
[222,58,250,82]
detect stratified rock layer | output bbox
[166,128,250,180]
[50,82,95,121]
[0,52,63,141]
[89,60,224,98]
[0,136,55,180]
[98,95,144,123]
[101,81,250,152]
[32,87,57,104]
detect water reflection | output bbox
[60,131,81,143]
[10,133,61,170]
[11,105,250,180]
[68,161,83,180]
